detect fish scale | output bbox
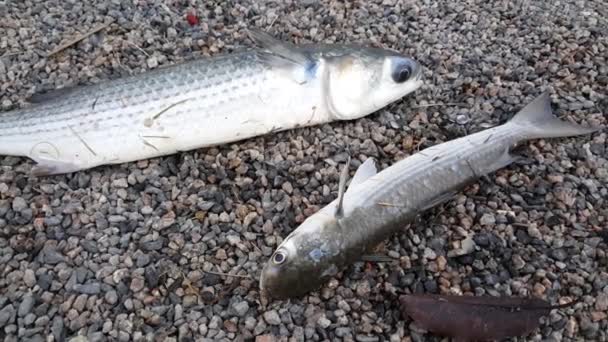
[0,29,424,175]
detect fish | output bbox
[259,92,601,299]
[0,29,424,176]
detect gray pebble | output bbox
[12,197,28,211]
[18,294,35,317]
[73,283,101,295]
[230,300,249,317]
[0,304,15,327]
[105,290,118,305]
[23,269,36,288]
[263,310,281,325]
[479,213,496,226]
[317,315,331,329]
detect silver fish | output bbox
[260,92,601,299]
[0,29,423,176]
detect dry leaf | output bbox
[399,293,578,341]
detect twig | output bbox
[152,98,191,120]
[412,102,468,109]
[267,15,278,29]
[47,22,111,57]
[125,40,150,57]
[69,125,97,156]
[377,202,406,208]
[1,51,22,59]
[203,270,252,279]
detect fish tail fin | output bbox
[509,91,601,140]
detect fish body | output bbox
[0,30,423,175]
[260,92,601,299]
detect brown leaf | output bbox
[399,293,578,341]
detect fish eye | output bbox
[391,65,412,83]
[273,251,287,265]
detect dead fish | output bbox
[0,29,423,176]
[259,91,601,299]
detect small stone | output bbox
[263,310,281,325]
[43,247,65,264]
[0,304,15,326]
[35,315,50,327]
[256,336,277,342]
[590,311,607,322]
[18,294,35,316]
[52,317,65,341]
[317,315,331,329]
[356,281,371,297]
[72,294,87,312]
[112,178,129,188]
[281,182,293,194]
[215,248,228,260]
[105,290,118,305]
[12,197,28,211]
[550,248,568,261]
[73,283,101,295]
[24,269,36,287]
[436,255,447,271]
[527,225,542,239]
[479,213,496,226]
[80,240,98,253]
[24,312,36,325]
[595,293,608,311]
[130,277,145,292]
[423,248,437,260]
[183,295,197,307]
[147,56,158,68]
[231,300,249,317]
[512,254,526,270]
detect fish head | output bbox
[323,47,423,120]
[259,211,344,300]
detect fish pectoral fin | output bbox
[360,254,395,263]
[419,191,458,212]
[346,158,377,194]
[335,156,351,218]
[246,28,312,66]
[475,149,521,177]
[30,157,83,177]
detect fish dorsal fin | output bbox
[346,158,377,194]
[246,28,312,66]
[335,156,351,218]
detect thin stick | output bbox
[203,270,252,279]
[47,22,111,57]
[125,40,150,57]
[152,98,191,120]
[412,102,468,109]
[1,51,21,59]
[69,125,97,156]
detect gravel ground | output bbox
[1,1,607,341]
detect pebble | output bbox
[0,304,15,326]
[263,310,281,326]
[18,294,34,317]
[105,291,118,305]
[23,270,36,287]
[479,213,496,226]
[73,283,101,295]
[231,300,250,317]
[317,315,332,329]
